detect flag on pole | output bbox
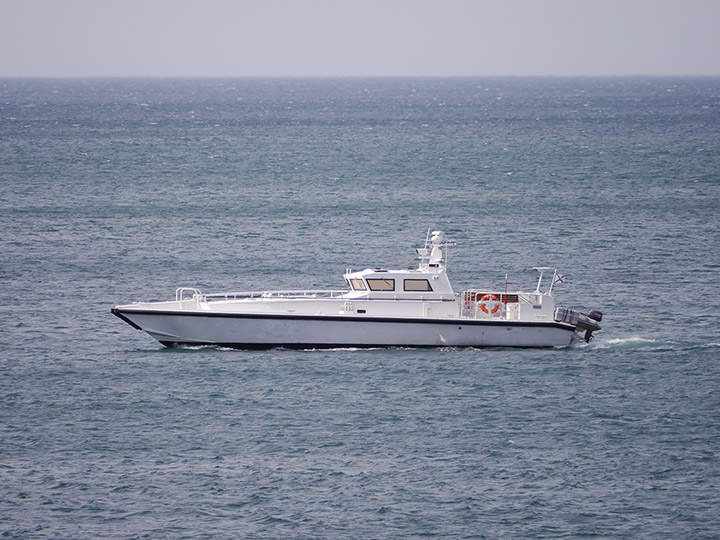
[554,273,565,285]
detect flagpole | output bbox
[549,269,557,294]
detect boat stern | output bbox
[554,307,603,342]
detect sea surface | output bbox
[1,77,719,539]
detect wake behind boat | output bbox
[111,230,602,349]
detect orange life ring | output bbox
[479,294,500,314]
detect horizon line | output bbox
[2,73,719,80]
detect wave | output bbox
[591,336,720,351]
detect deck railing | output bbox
[461,290,543,320]
[202,290,348,302]
[175,287,202,301]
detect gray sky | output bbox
[1,0,719,77]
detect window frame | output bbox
[366,278,395,291]
[349,278,367,291]
[403,278,433,292]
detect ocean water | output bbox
[1,77,719,539]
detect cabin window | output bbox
[366,278,395,291]
[350,278,367,291]
[404,279,433,292]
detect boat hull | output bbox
[111,308,577,348]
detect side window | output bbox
[366,278,395,291]
[404,279,433,291]
[350,278,367,291]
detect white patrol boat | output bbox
[112,230,602,349]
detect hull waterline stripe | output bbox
[112,307,574,331]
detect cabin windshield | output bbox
[349,278,366,291]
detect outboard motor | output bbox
[554,307,603,342]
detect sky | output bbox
[1,0,719,77]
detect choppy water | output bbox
[1,77,719,539]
